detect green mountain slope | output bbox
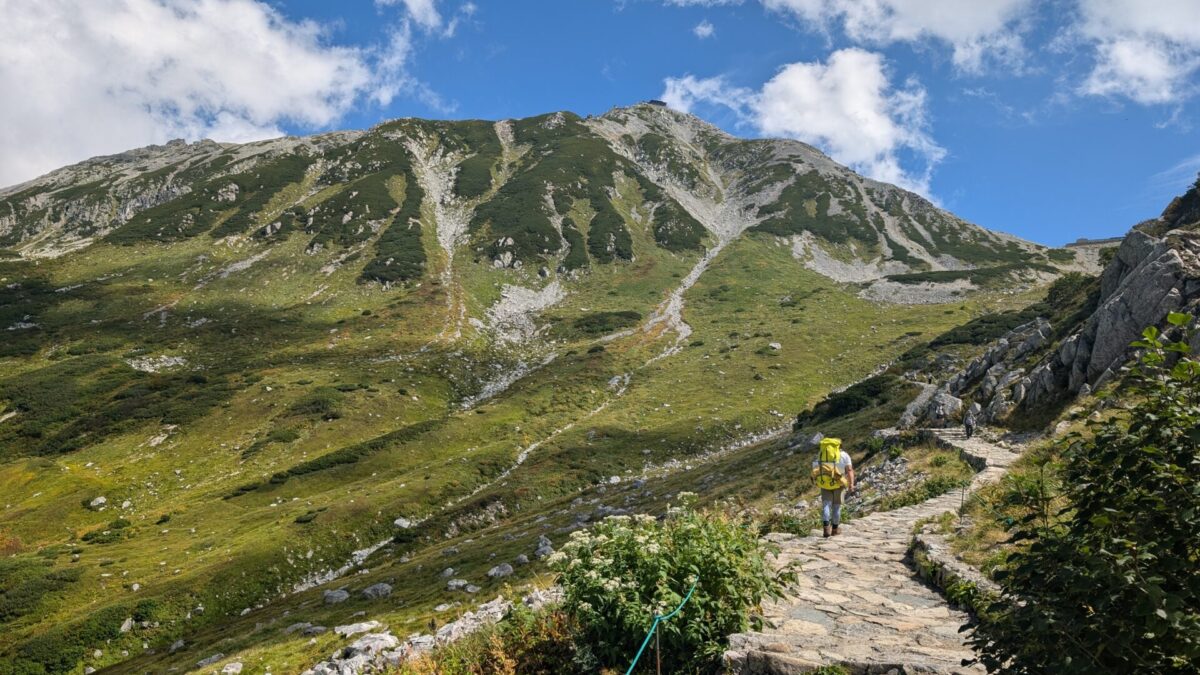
[0,104,1088,674]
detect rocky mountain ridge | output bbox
[1,104,1063,294]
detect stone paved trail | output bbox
[725,430,1020,674]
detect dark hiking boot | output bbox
[831,526,841,536]
[823,524,832,538]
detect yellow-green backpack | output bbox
[811,437,846,490]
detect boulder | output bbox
[925,389,962,426]
[533,535,554,559]
[283,622,312,635]
[221,664,243,674]
[487,563,513,579]
[196,654,224,667]
[446,579,469,591]
[323,589,349,605]
[362,583,392,600]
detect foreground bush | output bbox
[549,494,794,673]
[969,315,1200,673]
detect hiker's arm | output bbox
[847,466,855,492]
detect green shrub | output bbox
[549,495,795,672]
[285,387,343,420]
[0,558,83,623]
[969,314,1200,673]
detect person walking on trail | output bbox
[811,437,854,538]
[963,408,978,440]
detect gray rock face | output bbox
[323,589,350,605]
[926,389,963,427]
[946,318,1051,398]
[362,583,392,600]
[1026,230,1200,406]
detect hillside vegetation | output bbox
[0,104,1096,674]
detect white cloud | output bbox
[0,0,448,188]
[663,49,944,195]
[1074,0,1200,105]
[693,20,716,39]
[761,0,1031,73]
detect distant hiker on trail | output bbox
[963,408,978,440]
[811,437,854,537]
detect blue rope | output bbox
[624,578,699,675]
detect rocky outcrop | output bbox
[945,318,1051,398]
[1024,229,1200,406]
[919,227,1199,425]
[301,589,562,675]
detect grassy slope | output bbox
[0,195,1042,673]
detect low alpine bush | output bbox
[549,494,795,673]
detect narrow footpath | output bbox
[725,429,1019,674]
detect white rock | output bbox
[334,621,381,637]
[221,663,243,674]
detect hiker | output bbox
[963,408,978,439]
[811,437,854,537]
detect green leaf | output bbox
[1166,312,1191,327]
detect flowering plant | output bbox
[549,494,795,672]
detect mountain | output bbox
[0,104,1091,674]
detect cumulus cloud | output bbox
[693,20,716,38]
[663,49,944,195]
[761,0,1031,73]
[1073,0,1200,105]
[0,0,450,188]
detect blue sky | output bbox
[4,1,1200,245]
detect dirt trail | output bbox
[725,429,1019,674]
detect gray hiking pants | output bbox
[821,487,844,525]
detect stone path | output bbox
[724,430,1019,674]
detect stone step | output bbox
[724,431,1017,674]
